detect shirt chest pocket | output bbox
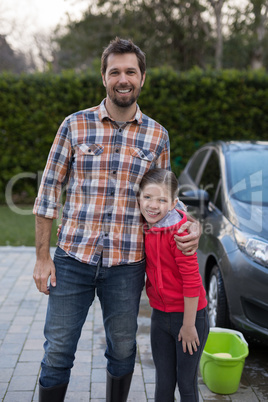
[128,147,157,187]
[74,144,104,173]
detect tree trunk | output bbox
[250,1,268,70]
[209,0,224,70]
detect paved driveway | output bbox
[0,247,267,401]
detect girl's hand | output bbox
[57,224,62,237]
[178,325,200,355]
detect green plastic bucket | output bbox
[200,327,249,394]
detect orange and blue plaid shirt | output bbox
[33,99,170,267]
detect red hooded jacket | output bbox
[144,210,207,313]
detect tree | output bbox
[223,0,268,69]
[207,0,225,69]
[0,34,28,73]
[52,0,268,71]
[53,0,213,71]
[53,8,115,72]
[32,32,60,72]
[249,0,268,69]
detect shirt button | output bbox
[115,148,119,153]
[105,233,109,237]
[113,171,117,174]
[119,128,122,132]
[141,154,144,158]
[111,191,115,196]
[88,149,91,153]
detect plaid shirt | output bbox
[33,99,170,266]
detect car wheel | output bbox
[208,265,229,328]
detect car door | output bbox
[178,146,211,219]
[196,148,225,270]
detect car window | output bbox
[226,147,268,205]
[187,149,210,183]
[198,150,221,207]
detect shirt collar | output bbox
[98,98,143,124]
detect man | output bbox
[33,37,200,402]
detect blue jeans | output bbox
[40,247,145,387]
[151,307,209,402]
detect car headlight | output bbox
[234,229,268,268]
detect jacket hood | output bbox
[145,209,187,233]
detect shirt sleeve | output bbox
[155,129,171,170]
[33,118,72,219]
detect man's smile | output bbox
[116,88,132,93]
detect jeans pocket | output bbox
[54,246,69,259]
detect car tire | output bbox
[208,265,229,328]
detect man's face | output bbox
[102,53,145,109]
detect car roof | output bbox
[201,140,268,154]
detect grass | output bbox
[0,205,58,247]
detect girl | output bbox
[138,168,209,402]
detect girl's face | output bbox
[139,183,178,228]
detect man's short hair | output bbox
[101,37,146,76]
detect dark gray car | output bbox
[178,141,268,342]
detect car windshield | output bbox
[226,146,268,205]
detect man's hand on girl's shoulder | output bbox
[174,220,201,255]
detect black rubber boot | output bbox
[106,370,133,402]
[39,381,68,402]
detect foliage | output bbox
[0,70,105,201]
[54,0,214,72]
[51,0,268,72]
[0,68,268,203]
[2,1,268,73]
[140,67,268,172]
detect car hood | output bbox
[228,197,268,240]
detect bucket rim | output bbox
[202,349,249,360]
[210,327,248,346]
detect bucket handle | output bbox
[210,327,248,346]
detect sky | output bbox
[1,0,89,51]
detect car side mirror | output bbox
[179,189,210,216]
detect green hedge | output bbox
[140,68,268,171]
[1,68,268,202]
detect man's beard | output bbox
[108,86,141,108]
[113,95,136,108]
